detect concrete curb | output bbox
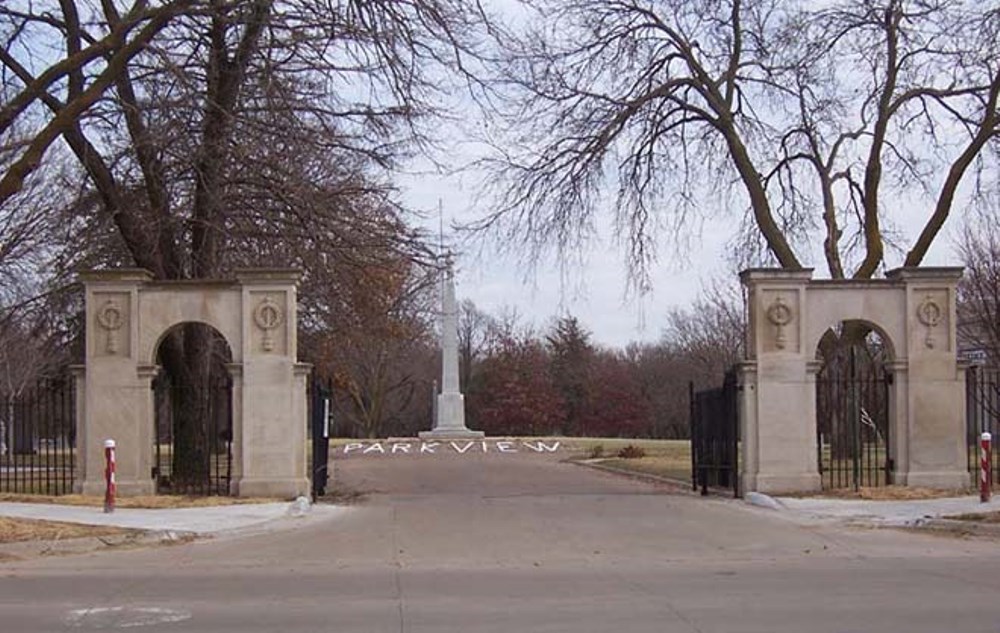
[0,529,197,563]
[571,462,1000,538]
[905,518,1000,537]
[568,459,698,493]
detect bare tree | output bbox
[475,0,1000,282]
[1,0,491,483]
[305,257,438,439]
[957,209,1000,363]
[663,279,745,381]
[458,299,497,392]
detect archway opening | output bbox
[153,323,234,496]
[815,321,893,491]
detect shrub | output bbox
[587,444,605,459]
[616,444,646,459]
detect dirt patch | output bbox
[0,517,134,544]
[0,493,280,508]
[316,487,368,505]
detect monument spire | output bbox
[419,250,484,440]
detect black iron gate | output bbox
[966,365,999,485]
[153,372,233,495]
[815,344,892,490]
[689,369,739,497]
[0,376,76,495]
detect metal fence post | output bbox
[689,381,698,492]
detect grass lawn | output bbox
[560,438,693,483]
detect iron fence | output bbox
[0,377,76,495]
[966,365,999,485]
[153,372,233,496]
[689,369,739,497]
[815,345,892,491]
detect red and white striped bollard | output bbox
[104,439,117,513]
[981,432,992,504]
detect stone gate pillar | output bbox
[739,268,820,494]
[79,269,157,495]
[235,270,310,497]
[888,268,967,488]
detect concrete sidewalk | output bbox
[729,491,1000,536]
[2,489,996,539]
[770,494,1000,527]
[0,499,348,536]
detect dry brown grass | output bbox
[563,438,690,458]
[0,517,133,544]
[0,493,280,508]
[559,439,692,482]
[783,486,974,500]
[596,456,691,482]
[945,510,1000,523]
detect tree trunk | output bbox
[157,324,220,491]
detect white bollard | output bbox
[981,432,992,504]
[104,439,117,513]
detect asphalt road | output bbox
[2,451,1000,632]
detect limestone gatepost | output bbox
[739,267,968,495]
[77,269,310,498]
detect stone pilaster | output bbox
[79,269,156,496]
[740,268,821,494]
[235,269,310,498]
[887,267,968,488]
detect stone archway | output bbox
[151,322,235,496]
[75,269,310,498]
[814,322,894,490]
[738,267,968,494]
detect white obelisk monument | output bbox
[420,256,484,439]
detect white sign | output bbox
[960,348,988,365]
[341,440,561,456]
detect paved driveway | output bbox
[2,450,999,632]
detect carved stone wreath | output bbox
[96,301,124,354]
[916,295,943,349]
[766,296,794,350]
[253,297,284,352]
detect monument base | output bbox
[419,428,485,440]
[422,392,482,439]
